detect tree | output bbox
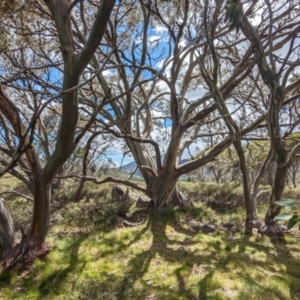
[79,0,286,211]
[236,0,300,233]
[199,0,264,227]
[70,0,299,233]
[0,0,115,254]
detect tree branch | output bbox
[58,175,146,193]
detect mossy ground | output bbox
[0,177,300,299]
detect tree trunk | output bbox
[247,148,274,228]
[26,177,50,250]
[0,197,14,258]
[236,1,300,234]
[71,179,86,202]
[292,171,297,188]
[125,128,193,208]
[147,175,193,208]
[259,164,288,235]
[232,140,261,228]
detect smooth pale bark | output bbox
[147,174,192,208]
[0,82,44,249]
[259,162,290,234]
[265,165,288,224]
[0,197,14,257]
[235,142,260,225]
[27,177,51,248]
[124,127,193,208]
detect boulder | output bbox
[111,185,138,217]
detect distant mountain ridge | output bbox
[116,158,189,177]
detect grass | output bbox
[0,177,300,299]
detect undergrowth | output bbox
[0,176,300,299]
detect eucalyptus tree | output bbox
[235,0,300,233]
[0,0,115,254]
[73,0,257,208]
[199,0,266,227]
[75,0,299,221]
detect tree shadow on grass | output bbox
[268,235,300,299]
[111,206,300,300]
[0,232,89,298]
[116,208,202,299]
[38,233,88,297]
[2,205,300,299]
[114,207,238,299]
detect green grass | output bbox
[0,179,300,299]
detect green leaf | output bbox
[274,214,293,221]
[285,205,292,212]
[287,213,299,230]
[275,199,298,206]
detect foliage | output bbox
[224,0,240,32]
[275,199,300,230]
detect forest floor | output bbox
[0,176,300,300]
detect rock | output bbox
[111,185,138,217]
[111,185,127,201]
[258,223,287,235]
[246,219,262,229]
[136,195,151,209]
[198,223,216,233]
[222,222,235,229]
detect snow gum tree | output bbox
[76,0,300,216]
[0,0,115,254]
[235,0,300,233]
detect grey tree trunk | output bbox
[233,140,260,228]
[259,163,289,234]
[199,7,261,229]
[247,148,274,228]
[26,177,51,249]
[125,139,191,208]
[0,197,15,258]
[147,175,193,208]
[22,0,115,250]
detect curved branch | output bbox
[58,175,146,193]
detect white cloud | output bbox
[107,150,134,167]
[147,35,161,48]
[154,26,168,33]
